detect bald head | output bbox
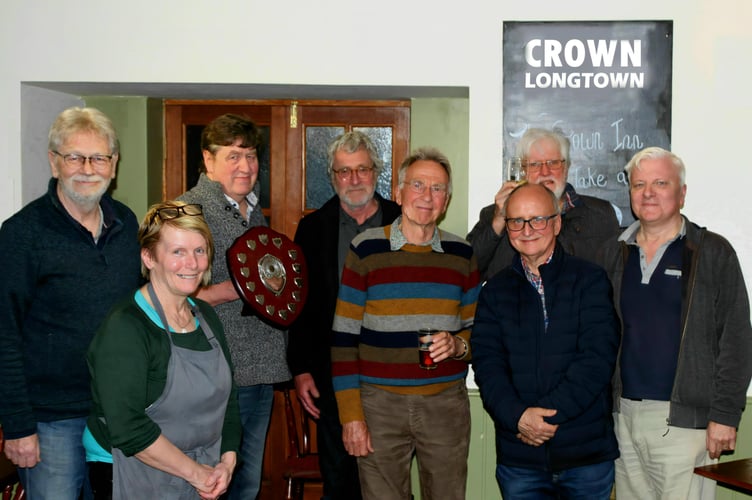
[504,183,562,271]
[504,182,560,218]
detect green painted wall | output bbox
[83,96,163,222]
[410,98,470,238]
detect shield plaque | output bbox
[226,226,308,328]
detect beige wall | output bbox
[2,2,751,285]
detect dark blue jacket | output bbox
[0,178,141,439]
[472,245,619,472]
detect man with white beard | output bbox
[467,127,621,280]
[0,107,141,499]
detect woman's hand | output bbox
[196,451,237,500]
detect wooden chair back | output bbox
[282,387,322,500]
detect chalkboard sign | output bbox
[503,21,673,224]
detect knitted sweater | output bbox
[0,178,142,438]
[332,223,481,424]
[178,173,290,386]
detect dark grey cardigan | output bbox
[179,173,290,387]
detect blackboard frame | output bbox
[503,20,673,225]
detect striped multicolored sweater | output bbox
[331,223,481,424]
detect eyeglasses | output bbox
[404,179,449,196]
[523,159,566,172]
[53,151,113,169]
[150,204,204,224]
[332,166,374,180]
[505,214,558,232]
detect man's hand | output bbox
[426,331,465,363]
[517,407,559,447]
[194,280,240,306]
[294,373,321,419]
[4,434,41,468]
[342,421,373,457]
[707,421,737,459]
[491,181,521,235]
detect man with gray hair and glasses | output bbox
[602,147,752,499]
[331,147,480,499]
[0,107,142,499]
[288,131,400,499]
[467,127,621,280]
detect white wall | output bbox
[2,0,750,281]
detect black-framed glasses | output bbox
[52,151,114,169]
[403,179,448,196]
[505,214,558,232]
[150,204,203,224]
[331,166,374,180]
[523,159,566,172]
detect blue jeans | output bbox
[17,417,93,500]
[496,460,614,500]
[226,384,274,500]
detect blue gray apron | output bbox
[111,284,232,499]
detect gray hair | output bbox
[48,107,119,155]
[625,147,686,186]
[515,128,570,164]
[327,131,383,180]
[397,147,453,195]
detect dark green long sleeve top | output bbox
[86,292,241,457]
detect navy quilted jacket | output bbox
[472,244,620,472]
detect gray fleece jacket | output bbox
[601,216,752,429]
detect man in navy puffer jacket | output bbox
[472,183,620,499]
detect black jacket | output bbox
[287,194,401,383]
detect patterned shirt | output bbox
[521,250,554,330]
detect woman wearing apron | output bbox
[85,201,241,500]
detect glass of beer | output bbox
[506,157,525,183]
[418,328,438,370]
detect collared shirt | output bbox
[92,204,105,244]
[618,218,687,284]
[521,250,554,330]
[389,216,444,253]
[561,186,578,214]
[223,192,259,221]
[338,203,384,281]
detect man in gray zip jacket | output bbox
[601,147,752,500]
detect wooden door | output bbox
[164,100,410,239]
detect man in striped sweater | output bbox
[331,147,481,500]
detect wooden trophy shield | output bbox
[226,226,308,328]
